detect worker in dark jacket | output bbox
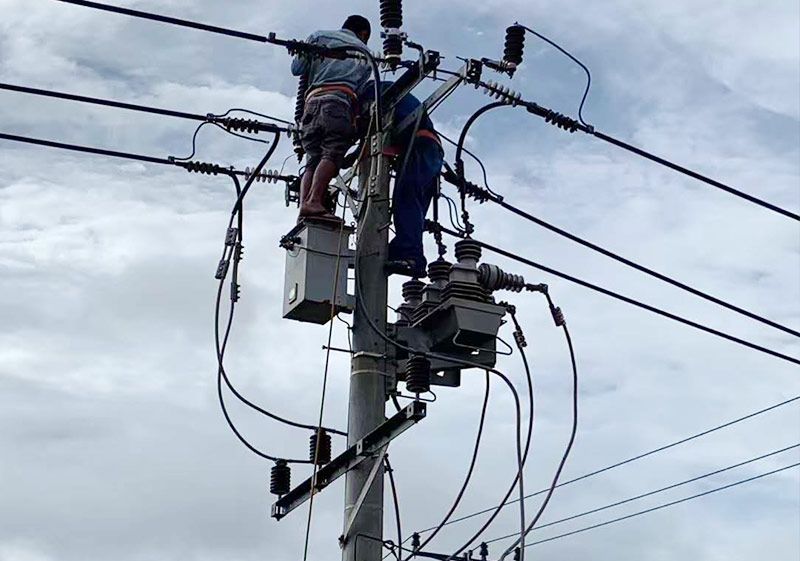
[291,15,372,221]
[362,82,444,278]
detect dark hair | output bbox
[342,15,371,37]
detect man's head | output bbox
[342,15,371,44]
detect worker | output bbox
[362,82,444,278]
[291,15,372,222]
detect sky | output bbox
[0,1,799,560]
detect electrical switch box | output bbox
[282,219,355,325]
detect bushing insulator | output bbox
[454,239,482,264]
[478,263,526,293]
[383,34,403,61]
[270,460,291,496]
[380,0,403,29]
[402,279,426,304]
[405,355,431,394]
[294,74,309,124]
[309,429,332,465]
[427,260,452,284]
[503,25,526,66]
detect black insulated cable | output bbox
[403,372,492,560]
[523,462,800,549]
[411,394,800,534]
[485,442,800,545]
[442,168,799,338]
[431,225,800,366]
[53,0,269,42]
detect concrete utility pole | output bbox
[343,132,392,561]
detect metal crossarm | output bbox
[271,401,427,520]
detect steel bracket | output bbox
[271,401,427,520]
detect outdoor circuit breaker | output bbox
[281,219,354,325]
[390,239,509,389]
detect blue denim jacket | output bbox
[291,29,372,95]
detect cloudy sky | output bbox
[1,1,799,560]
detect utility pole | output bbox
[343,132,392,561]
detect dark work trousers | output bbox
[389,136,444,275]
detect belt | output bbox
[416,129,441,145]
[306,85,358,105]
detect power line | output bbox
[459,95,800,222]
[445,171,799,338]
[0,131,297,184]
[523,462,800,548]
[0,81,291,131]
[433,225,800,366]
[485,443,800,545]
[53,0,269,43]
[413,394,800,535]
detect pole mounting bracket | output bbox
[271,401,427,521]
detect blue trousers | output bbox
[389,137,444,274]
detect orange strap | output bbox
[306,84,358,105]
[416,129,441,144]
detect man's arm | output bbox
[290,32,318,76]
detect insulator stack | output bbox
[184,160,225,175]
[503,25,526,69]
[244,168,283,184]
[402,279,425,306]
[478,263,526,293]
[380,0,403,66]
[480,81,522,105]
[539,107,581,132]
[398,279,425,326]
[223,117,262,135]
[405,355,431,394]
[295,74,309,124]
[454,239,482,265]
[427,260,452,284]
[444,240,487,303]
[294,74,309,159]
[270,460,291,496]
[309,429,332,465]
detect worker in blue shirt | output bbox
[291,16,372,222]
[362,82,444,278]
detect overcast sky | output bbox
[1,1,799,560]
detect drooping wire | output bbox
[500,291,578,558]
[522,462,800,549]
[439,131,502,199]
[385,455,403,561]
[213,144,312,464]
[402,371,492,559]
[518,24,592,127]
[412,390,800,535]
[434,225,800,366]
[485,442,800,545]
[444,155,799,338]
[355,195,528,559]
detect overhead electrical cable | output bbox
[413,394,800,534]
[498,294,578,559]
[0,81,292,130]
[443,170,799,338]
[401,371,493,560]
[522,463,800,548]
[433,225,800,366]
[485,442,800,546]
[457,96,799,221]
[213,139,314,465]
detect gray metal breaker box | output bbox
[282,220,355,324]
